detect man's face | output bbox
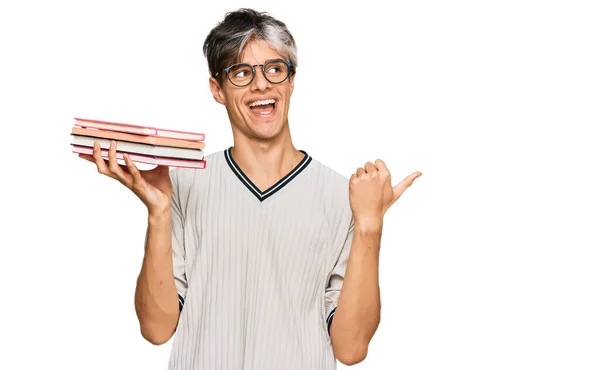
[209,39,295,141]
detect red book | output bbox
[74,117,206,141]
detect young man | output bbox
[80,8,421,370]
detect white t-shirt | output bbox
[167,147,354,370]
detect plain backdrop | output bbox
[1,0,599,369]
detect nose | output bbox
[250,69,271,92]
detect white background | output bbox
[1,0,599,369]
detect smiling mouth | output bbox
[248,99,276,116]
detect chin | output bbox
[250,121,285,141]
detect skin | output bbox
[78,38,422,364]
[79,142,178,345]
[331,160,421,365]
[208,38,303,191]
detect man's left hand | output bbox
[349,159,422,231]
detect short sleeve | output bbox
[170,168,187,311]
[324,217,354,335]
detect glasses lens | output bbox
[264,60,289,83]
[227,64,253,86]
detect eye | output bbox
[228,64,253,80]
[265,61,287,75]
[234,67,251,77]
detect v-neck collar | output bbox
[224,147,312,202]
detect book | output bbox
[71,135,204,160]
[74,117,206,141]
[73,146,206,169]
[71,127,206,150]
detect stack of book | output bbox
[71,118,206,169]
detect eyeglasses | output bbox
[219,59,293,87]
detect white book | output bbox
[71,134,204,160]
[72,146,206,169]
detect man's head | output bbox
[203,9,298,142]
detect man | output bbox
[80,8,421,370]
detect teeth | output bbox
[249,99,276,107]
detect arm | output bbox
[134,207,181,345]
[80,142,184,345]
[330,159,422,365]
[134,168,188,345]
[329,222,382,365]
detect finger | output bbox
[107,141,133,187]
[92,142,114,178]
[392,171,422,200]
[374,159,388,173]
[123,153,144,192]
[374,159,390,180]
[356,167,365,176]
[349,173,357,184]
[364,162,376,173]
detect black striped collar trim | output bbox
[224,147,312,202]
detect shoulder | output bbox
[303,156,354,239]
[305,156,350,190]
[304,156,351,209]
[169,148,226,191]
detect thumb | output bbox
[392,171,422,200]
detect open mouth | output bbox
[248,99,277,117]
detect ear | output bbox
[209,76,226,105]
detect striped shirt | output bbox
[167,147,354,370]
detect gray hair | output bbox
[203,8,298,84]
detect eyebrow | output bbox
[233,58,284,66]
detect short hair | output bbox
[203,8,298,84]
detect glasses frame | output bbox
[220,59,294,87]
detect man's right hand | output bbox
[79,140,173,215]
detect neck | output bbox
[230,127,305,191]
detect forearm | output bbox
[134,208,180,345]
[331,222,382,364]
